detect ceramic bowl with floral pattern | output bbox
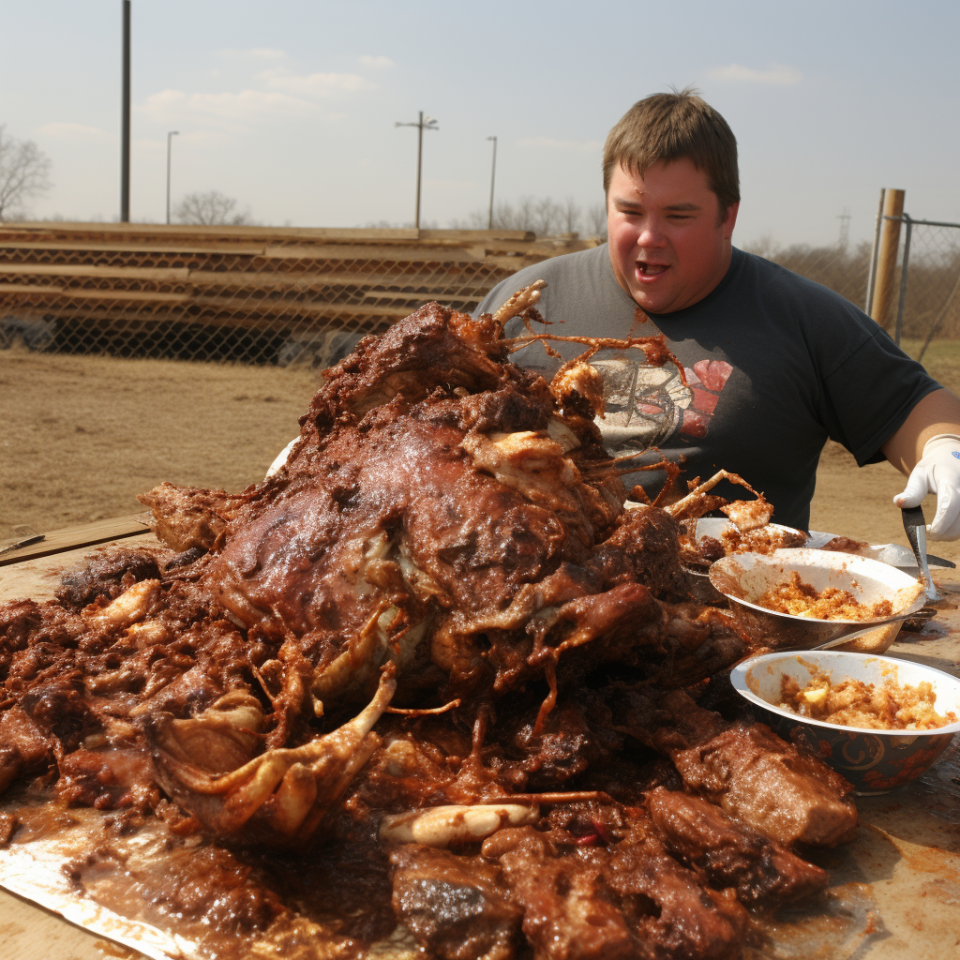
[730,651,960,795]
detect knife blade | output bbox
[902,505,941,601]
[0,533,45,556]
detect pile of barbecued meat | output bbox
[0,292,858,960]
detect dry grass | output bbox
[0,343,318,540]
[3,336,960,568]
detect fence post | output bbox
[870,188,905,329]
[894,214,913,346]
[864,188,885,314]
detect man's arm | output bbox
[881,388,960,473]
[883,388,960,540]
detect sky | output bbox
[2,0,959,249]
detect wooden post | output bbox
[870,188,905,328]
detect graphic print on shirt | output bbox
[590,351,733,456]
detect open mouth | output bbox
[637,261,668,278]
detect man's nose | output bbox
[635,217,667,247]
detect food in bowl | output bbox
[681,517,807,569]
[708,549,926,653]
[755,571,894,621]
[731,651,960,794]
[778,665,958,730]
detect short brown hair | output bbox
[603,88,740,215]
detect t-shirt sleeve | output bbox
[816,319,941,465]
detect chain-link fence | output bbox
[0,222,595,367]
[747,216,960,361]
[2,216,958,368]
[752,240,873,312]
[866,215,960,359]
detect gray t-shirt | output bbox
[476,245,939,529]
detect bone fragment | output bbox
[492,280,546,326]
[379,803,539,847]
[85,579,161,628]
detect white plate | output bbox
[807,530,953,570]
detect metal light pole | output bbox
[394,111,438,229]
[120,0,131,222]
[166,131,179,224]
[486,136,497,229]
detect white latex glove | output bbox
[893,433,960,540]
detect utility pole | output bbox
[394,111,438,229]
[837,207,850,252]
[487,136,497,229]
[166,131,179,224]
[120,0,131,222]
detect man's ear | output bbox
[721,201,740,238]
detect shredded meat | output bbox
[0,294,862,959]
[779,669,957,730]
[756,572,893,621]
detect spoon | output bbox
[808,612,918,651]
[902,505,942,602]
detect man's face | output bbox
[606,158,739,314]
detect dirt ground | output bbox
[3,337,960,569]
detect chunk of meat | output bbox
[56,549,162,612]
[390,844,523,960]
[0,706,54,794]
[613,689,857,848]
[494,824,748,960]
[646,788,829,905]
[138,482,254,552]
[551,361,606,418]
[720,498,774,532]
[668,719,858,848]
[57,747,158,810]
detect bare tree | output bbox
[0,125,52,220]
[584,202,608,242]
[173,190,254,226]
[448,210,488,229]
[452,195,608,241]
[559,197,581,235]
[742,234,781,259]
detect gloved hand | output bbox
[893,434,960,540]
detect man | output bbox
[476,89,960,537]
